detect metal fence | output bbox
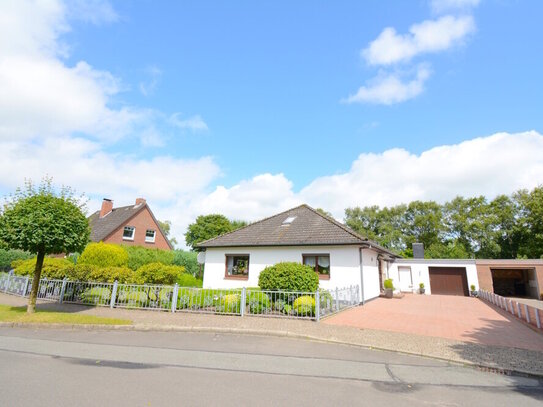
[0,271,360,321]
[479,289,542,330]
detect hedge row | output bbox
[11,257,201,287]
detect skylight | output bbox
[282,216,297,225]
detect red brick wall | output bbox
[103,206,171,250]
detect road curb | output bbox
[1,321,542,379]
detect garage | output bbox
[491,268,538,298]
[429,267,469,296]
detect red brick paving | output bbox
[324,294,543,352]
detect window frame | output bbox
[224,254,250,280]
[145,229,156,243]
[302,254,331,280]
[123,226,135,241]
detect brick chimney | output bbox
[99,198,113,218]
[135,197,146,206]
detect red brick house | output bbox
[88,198,173,250]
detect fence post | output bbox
[536,308,541,329]
[5,272,12,293]
[23,276,30,297]
[59,278,67,304]
[524,304,531,324]
[516,302,522,318]
[240,287,246,317]
[171,283,179,313]
[110,280,118,309]
[315,290,320,322]
[335,288,339,311]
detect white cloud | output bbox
[169,113,209,132]
[343,66,431,105]
[0,0,206,143]
[430,0,480,14]
[139,65,162,96]
[363,15,475,66]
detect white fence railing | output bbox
[0,271,359,321]
[479,289,542,330]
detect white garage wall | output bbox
[388,260,479,295]
[202,245,363,294]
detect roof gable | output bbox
[88,203,172,249]
[197,204,395,256]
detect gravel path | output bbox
[2,293,543,377]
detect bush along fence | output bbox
[479,289,542,331]
[0,272,359,321]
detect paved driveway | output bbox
[324,295,543,352]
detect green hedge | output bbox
[12,257,75,279]
[124,246,175,271]
[133,262,185,285]
[172,250,199,276]
[258,262,319,292]
[0,249,33,271]
[78,242,128,268]
[176,273,203,287]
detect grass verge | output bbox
[0,304,131,325]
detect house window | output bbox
[145,229,156,243]
[123,226,135,240]
[225,255,249,279]
[303,254,330,280]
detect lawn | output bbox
[0,304,131,325]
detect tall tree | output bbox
[158,220,178,247]
[515,186,543,258]
[185,214,247,250]
[0,179,89,313]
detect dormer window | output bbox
[123,226,135,240]
[282,216,297,225]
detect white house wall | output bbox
[388,260,479,295]
[203,245,367,296]
[361,248,381,302]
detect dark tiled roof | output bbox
[88,204,145,242]
[197,204,399,257]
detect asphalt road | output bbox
[0,327,541,406]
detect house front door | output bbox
[398,267,413,292]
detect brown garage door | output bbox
[429,267,469,296]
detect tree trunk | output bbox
[27,250,45,314]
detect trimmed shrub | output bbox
[176,273,203,288]
[247,292,270,314]
[117,290,149,307]
[258,262,319,292]
[293,295,315,316]
[172,250,199,277]
[81,287,111,305]
[78,242,128,268]
[384,278,394,289]
[71,264,98,281]
[124,246,175,271]
[88,266,135,283]
[12,257,75,279]
[217,294,241,313]
[0,249,33,271]
[133,262,185,285]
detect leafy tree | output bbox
[185,214,248,250]
[316,208,333,218]
[0,179,89,313]
[515,186,543,258]
[158,220,178,247]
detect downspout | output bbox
[359,248,365,305]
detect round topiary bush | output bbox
[78,242,128,268]
[133,262,185,285]
[81,286,111,305]
[217,294,241,313]
[293,295,315,316]
[258,262,319,292]
[384,278,394,290]
[247,292,270,314]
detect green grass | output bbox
[0,304,131,325]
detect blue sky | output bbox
[1,0,543,246]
